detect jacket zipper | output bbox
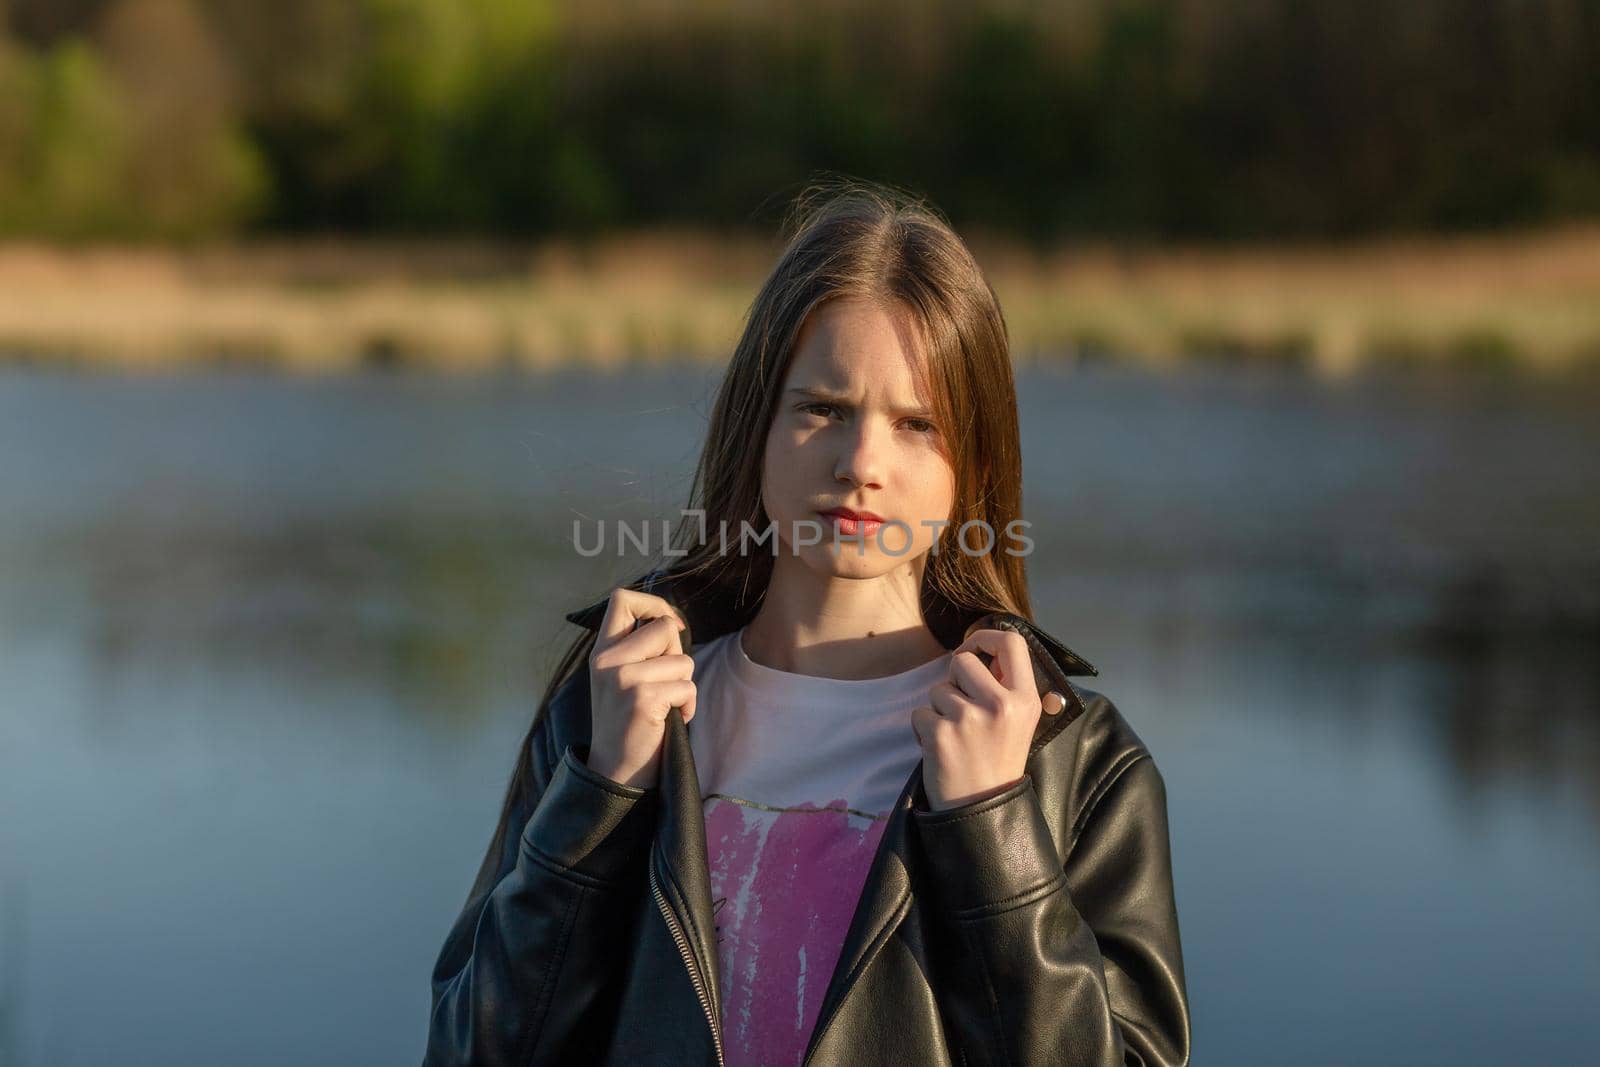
[649,851,726,1067]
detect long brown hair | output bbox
[465,176,1032,902]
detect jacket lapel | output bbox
[652,704,724,1024]
[799,755,924,1062]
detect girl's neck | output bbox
[740,561,947,681]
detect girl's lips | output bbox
[818,509,884,536]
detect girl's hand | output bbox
[912,628,1066,812]
[584,587,697,790]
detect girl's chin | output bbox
[788,544,920,579]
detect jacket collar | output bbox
[562,565,1101,742]
[562,567,1101,1063]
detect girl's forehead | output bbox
[784,352,935,412]
[788,311,931,388]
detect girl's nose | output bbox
[833,422,886,490]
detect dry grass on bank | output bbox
[2,226,1599,380]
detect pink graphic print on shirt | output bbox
[703,794,888,1067]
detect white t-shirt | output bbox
[687,627,953,1067]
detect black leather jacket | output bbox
[425,577,1191,1066]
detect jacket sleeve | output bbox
[424,709,659,1067]
[911,753,1191,1066]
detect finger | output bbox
[616,653,695,686]
[637,678,697,724]
[910,704,941,748]
[594,613,684,669]
[630,612,686,660]
[597,586,642,645]
[928,679,979,722]
[597,587,685,649]
[953,628,1031,693]
[949,650,1007,707]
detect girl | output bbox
[425,181,1191,1066]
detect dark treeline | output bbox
[3,0,1599,241]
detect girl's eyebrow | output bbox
[786,386,932,419]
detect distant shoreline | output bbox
[2,226,1599,381]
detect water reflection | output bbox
[1415,567,1600,829]
[57,516,571,730]
[1,363,1597,1065]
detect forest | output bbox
[2,0,1597,241]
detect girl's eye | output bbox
[798,404,935,435]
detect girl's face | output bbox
[761,295,957,580]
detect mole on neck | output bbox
[740,621,946,680]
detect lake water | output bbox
[1,361,1597,1065]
